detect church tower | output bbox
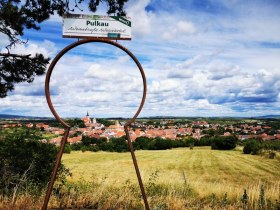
[81,111,92,125]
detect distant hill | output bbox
[0,114,50,119]
[255,115,280,119]
[0,114,29,119]
[0,114,279,120]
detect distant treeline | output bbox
[66,135,280,154]
[67,135,240,153]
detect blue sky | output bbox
[0,0,280,118]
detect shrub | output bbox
[195,136,212,146]
[211,136,238,150]
[154,137,172,150]
[63,144,72,154]
[89,145,100,152]
[0,130,68,196]
[243,140,263,155]
[81,146,88,152]
[81,135,91,146]
[70,142,83,151]
[133,137,151,150]
[171,139,186,148]
[110,137,129,152]
[189,143,194,150]
[263,140,280,151]
[268,151,276,159]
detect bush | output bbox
[70,142,83,151]
[89,145,100,152]
[171,139,186,148]
[81,146,88,152]
[211,136,238,150]
[243,140,263,155]
[268,151,276,159]
[133,137,151,150]
[110,137,129,152]
[195,136,212,146]
[0,130,68,196]
[153,137,172,150]
[263,140,280,151]
[63,144,72,154]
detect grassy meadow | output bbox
[2,147,280,209]
[62,147,280,195]
[55,147,280,209]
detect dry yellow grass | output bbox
[1,147,280,209]
[62,147,280,200]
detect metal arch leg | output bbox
[125,125,150,210]
[42,128,70,210]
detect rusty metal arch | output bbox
[42,38,149,210]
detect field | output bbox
[59,147,280,209]
[2,147,280,209]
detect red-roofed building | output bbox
[36,123,49,131]
[3,123,22,128]
[116,131,126,137]
[68,135,82,144]
[49,137,62,145]
[223,132,231,136]
[26,123,34,128]
[260,133,275,141]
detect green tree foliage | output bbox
[202,129,216,136]
[202,127,225,136]
[0,127,43,141]
[134,136,151,150]
[0,0,128,97]
[195,135,212,146]
[264,119,280,130]
[96,118,115,127]
[81,135,106,146]
[262,140,280,151]
[0,128,67,196]
[80,135,129,152]
[63,143,72,154]
[153,137,172,150]
[48,120,63,128]
[134,136,173,150]
[81,135,91,146]
[211,136,238,150]
[243,139,263,155]
[109,137,129,152]
[242,138,280,156]
[78,135,203,152]
[0,52,49,97]
[65,119,86,128]
[70,142,83,151]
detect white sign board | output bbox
[63,14,131,40]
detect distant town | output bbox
[1,113,280,145]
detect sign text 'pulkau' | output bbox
[63,14,131,40]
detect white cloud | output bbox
[1,0,280,117]
[1,40,56,57]
[149,79,181,93]
[127,0,154,38]
[163,20,197,40]
[177,21,197,34]
[176,55,202,69]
